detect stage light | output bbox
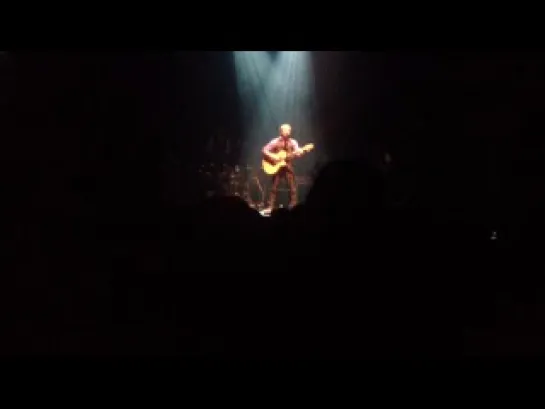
[233,51,317,176]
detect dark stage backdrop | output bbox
[166,51,544,224]
[1,51,543,227]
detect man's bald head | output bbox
[279,124,292,138]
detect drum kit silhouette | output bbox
[198,162,313,211]
[198,163,266,209]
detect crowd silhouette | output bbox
[5,156,544,357]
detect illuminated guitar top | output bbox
[262,143,314,175]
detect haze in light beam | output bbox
[234,51,317,172]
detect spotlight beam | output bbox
[234,51,317,177]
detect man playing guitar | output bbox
[262,123,313,211]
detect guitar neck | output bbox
[270,144,313,162]
[286,149,309,160]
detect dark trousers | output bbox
[268,168,297,209]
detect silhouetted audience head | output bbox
[304,159,385,228]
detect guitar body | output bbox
[262,143,314,176]
[262,151,288,175]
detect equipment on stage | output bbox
[197,160,313,209]
[242,166,266,208]
[261,143,314,175]
[197,137,317,209]
[197,163,265,208]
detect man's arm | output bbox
[291,139,304,157]
[262,138,278,161]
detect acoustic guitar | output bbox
[262,143,314,175]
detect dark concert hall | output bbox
[2,51,544,357]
